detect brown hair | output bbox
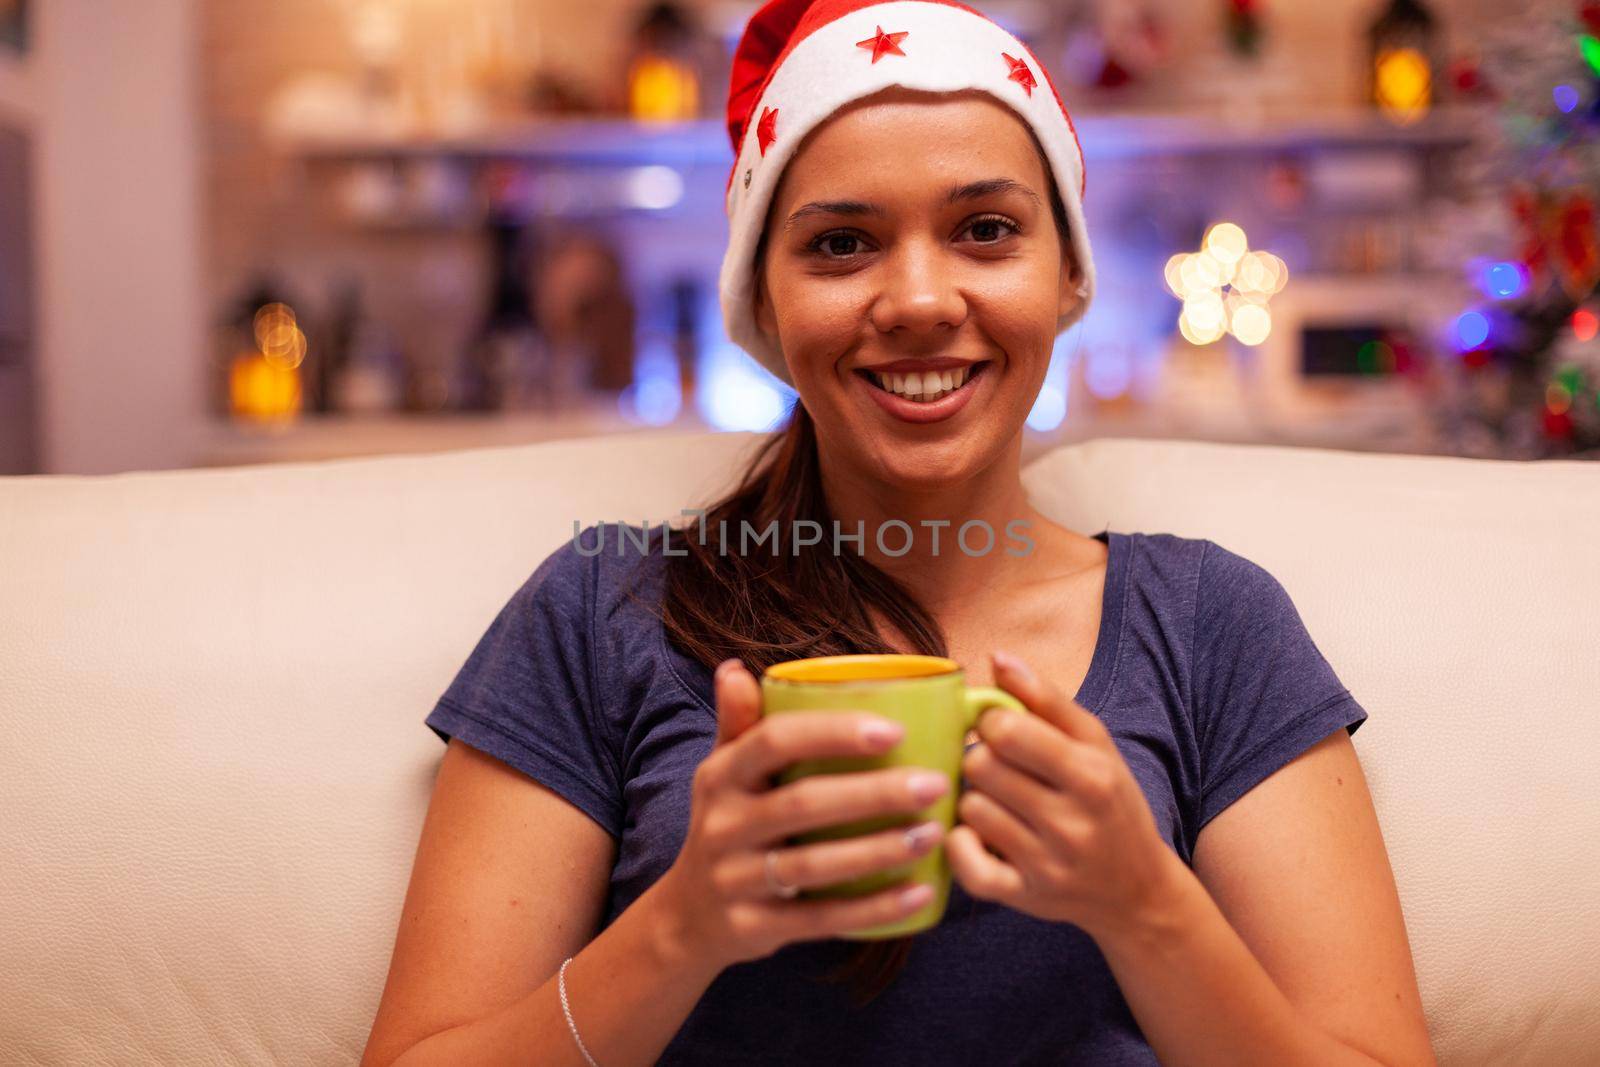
[658,133,1074,1007]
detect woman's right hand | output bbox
[653,658,950,970]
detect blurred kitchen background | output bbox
[1,0,1598,475]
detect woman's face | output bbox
[755,86,1082,492]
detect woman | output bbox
[362,1,1434,1064]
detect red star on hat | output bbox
[1002,52,1036,97]
[757,105,779,156]
[856,25,909,63]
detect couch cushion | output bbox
[0,430,762,1065]
[1,430,1595,1064]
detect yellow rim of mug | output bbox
[763,654,959,684]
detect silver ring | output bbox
[765,848,800,899]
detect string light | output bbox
[1481,261,1528,300]
[1581,34,1600,78]
[1452,310,1490,351]
[1573,308,1598,342]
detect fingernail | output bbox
[860,719,905,746]
[903,820,942,852]
[993,649,1034,684]
[908,772,949,803]
[900,883,934,910]
[715,657,740,681]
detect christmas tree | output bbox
[1431,2,1600,458]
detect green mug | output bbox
[759,653,1028,939]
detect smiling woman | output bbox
[363,2,1434,1066]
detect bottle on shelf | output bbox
[457,211,543,412]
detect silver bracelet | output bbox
[558,956,601,1067]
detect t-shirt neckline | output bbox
[658,527,1130,718]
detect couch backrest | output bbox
[2,430,1596,1065]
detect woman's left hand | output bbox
[947,649,1185,942]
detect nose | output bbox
[869,236,968,340]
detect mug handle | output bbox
[962,686,1028,731]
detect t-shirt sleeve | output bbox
[424,532,623,840]
[1189,540,1369,840]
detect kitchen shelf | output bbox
[280,104,1487,168]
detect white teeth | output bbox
[870,364,979,402]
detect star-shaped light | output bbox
[757,106,779,157]
[1163,222,1288,347]
[856,25,909,63]
[1002,52,1036,97]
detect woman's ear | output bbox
[755,263,779,345]
[1058,256,1087,319]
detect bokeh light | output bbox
[1230,303,1273,346]
[1375,47,1432,124]
[1481,261,1527,300]
[230,352,301,421]
[1178,314,1227,345]
[620,341,682,426]
[697,345,789,432]
[1026,380,1067,431]
[1026,339,1073,431]
[1453,310,1490,351]
[1582,34,1600,78]
[1203,222,1248,266]
[1165,224,1287,346]
[625,165,684,211]
[253,302,307,370]
[1573,308,1598,342]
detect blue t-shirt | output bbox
[425,521,1368,1064]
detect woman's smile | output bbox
[852,359,993,425]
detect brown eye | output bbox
[964,215,1020,244]
[809,231,865,258]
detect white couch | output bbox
[2,430,1597,1065]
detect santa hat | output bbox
[719,0,1096,389]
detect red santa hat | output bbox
[719,0,1096,388]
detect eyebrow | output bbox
[782,178,1042,231]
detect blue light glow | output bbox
[1026,338,1074,431]
[1453,310,1491,351]
[1482,261,1526,300]
[621,341,682,425]
[1027,382,1067,431]
[633,375,681,425]
[697,345,791,431]
[1554,84,1581,113]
